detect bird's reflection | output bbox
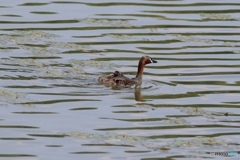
[134,87,142,102]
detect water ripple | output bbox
[0,0,240,159]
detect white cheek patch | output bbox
[149,59,153,63]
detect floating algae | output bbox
[164,118,190,125]
[2,58,46,68]
[67,131,145,145]
[0,34,20,46]
[66,131,233,153]
[135,103,155,109]
[170,137,227,148]
[38,69,68,78]
[0,90,34,106]
[68,132,102,139]
[106,132,145,145]
[200,13,239,21]
[174,34,240,47]
[174,34,216,44]
[179,107,212,116]
[143,136,230,153]
[109,34,150,41]
[80,18,133,27]
[65,66,85,76]
[0,30,99,56]
[70,59,118,69]
[0,90,22,99]
[22,41,91,56]
[233,50,240,53]
[20,45,60,56]
[14,30,59,42]
[223,41,240,47]
[110,34,133,40]
[2,30,56,45]
[179,107,230,120]
[0,30,59,53]
[47,42,90,52]
[38,66,86,79]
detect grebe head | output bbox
[112,71,122,77]
[107,71,122,78]
[140,56,157,65]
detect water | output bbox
[0,0,240,159]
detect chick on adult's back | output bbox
[98,56,157,87]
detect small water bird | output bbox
[98,56,157,87]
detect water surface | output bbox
[0,0,240,159]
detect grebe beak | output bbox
[109,73,115,76]
[151,58,157,63]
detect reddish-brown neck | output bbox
[135,59,145,79]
